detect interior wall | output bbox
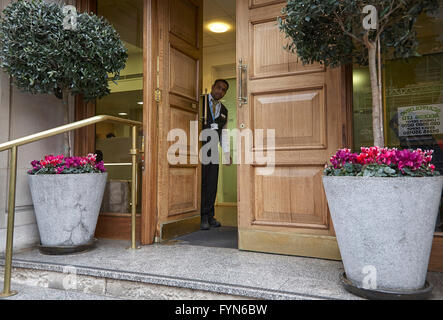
[202,43,236,92]
[202,41,237,226]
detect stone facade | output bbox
[0,0,76,254]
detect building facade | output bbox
[1,0,443,272]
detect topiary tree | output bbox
[0,0,128,155]
[279,0,440,148]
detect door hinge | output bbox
[155,88,162,103]
[155,55,161,103]
[141,135,145,171]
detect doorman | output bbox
[201,79,232,230]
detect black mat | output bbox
[171,226,238,249]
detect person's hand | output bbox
[224,153,232,166]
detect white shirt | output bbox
[208,94,230,155]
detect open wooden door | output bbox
[236,0,351,260]
[155,0,203,241]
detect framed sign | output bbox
[398,104,443,137]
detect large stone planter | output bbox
[322,176,443,298]
[28,173,108,254]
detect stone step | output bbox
[0,279,119,300]
[0,262,306,300]
[0,239,361,300]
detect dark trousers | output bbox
[201,161,219,219]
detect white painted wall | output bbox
[203,42,236,92]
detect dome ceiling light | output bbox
[208,22,230,33]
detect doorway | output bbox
[140,0,348,259]
[87,0,348,259]
[167,0,239,249]
[157,0,347,258]
[85,0,347,259]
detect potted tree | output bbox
[0,0,127,254]
[280,0,443,299]
[0,0,127,155]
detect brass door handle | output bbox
[238,59,248,107]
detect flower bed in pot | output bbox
[323,147,443,298]
[28,154,107,254]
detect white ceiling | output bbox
[203,0,236,48]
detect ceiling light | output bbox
[137,102,143,105]
[118,112,128,116]
[208,22,230,33]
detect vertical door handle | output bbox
[238,59,248,107]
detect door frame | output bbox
[140,0,158,245]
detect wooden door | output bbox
[155,0,203,241]
[236,0,351,260]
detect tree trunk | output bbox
[367,42,385,147]
[62,88,72,156]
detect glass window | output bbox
[352,1,443,231]
[95,0,144,214]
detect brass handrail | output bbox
[0,115,142,152]
[0,115,143,298]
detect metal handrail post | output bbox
[129,125,139,250]
[1,146,18,298]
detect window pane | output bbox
[95,0,144,214]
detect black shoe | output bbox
[208,218,221,228]
[200,216,210,230]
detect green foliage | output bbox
[359,164,399,177]
[0,0,127,101]
[279,0,440,67]
[324,163,363,176]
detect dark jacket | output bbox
[202,95,228,146]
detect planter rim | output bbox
[28,172,107,176]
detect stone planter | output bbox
[28,173,108,254]
[322,176,443,298]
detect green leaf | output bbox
[0,0,127,101]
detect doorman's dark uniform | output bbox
[201,95,228,221]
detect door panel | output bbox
[168,166,198,215]
[251,20,323,78]
[169,47,199,100]
[252,88,327,150]
[250,0,285,9]
[170,0,199,46]
[156,0,203,240]
[237,0,348,259]
[254,166,328,228]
